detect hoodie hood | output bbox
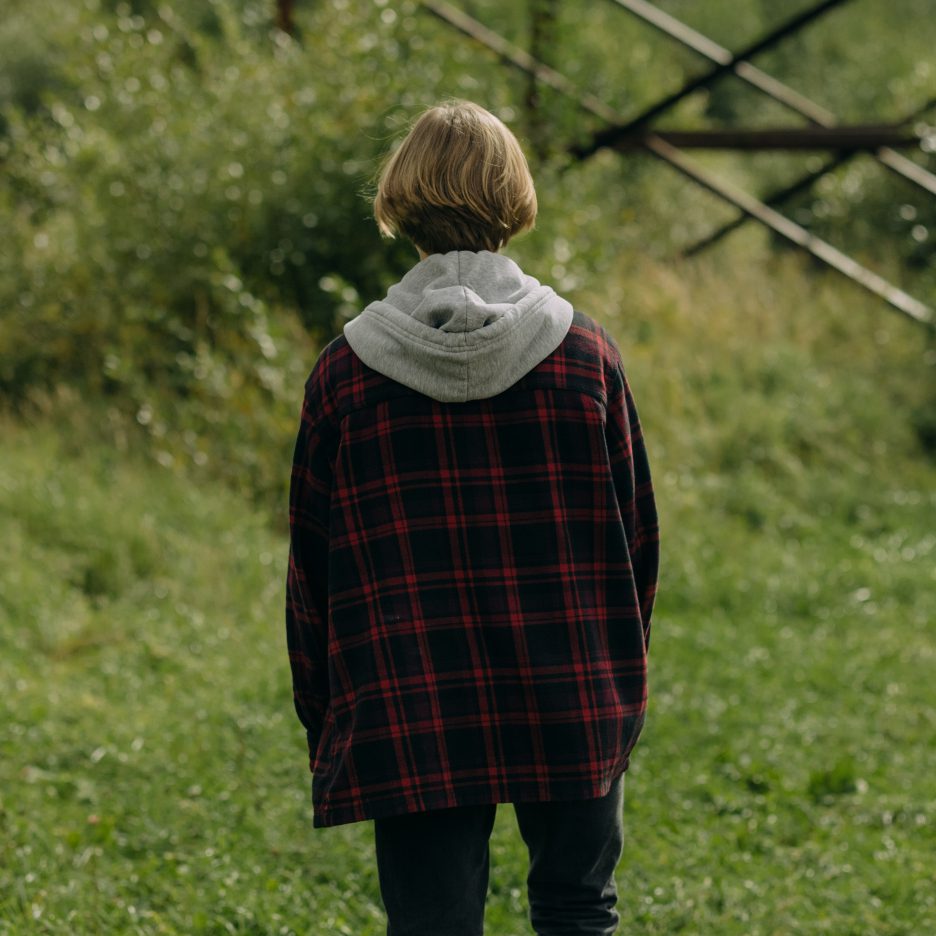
[342,250,574,403]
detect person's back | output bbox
[286,99,660,936]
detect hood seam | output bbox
[357,288,558,355]
[461,252,469,399]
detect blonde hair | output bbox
[373,99,537,255]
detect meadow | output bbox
[3,244,935,934]
[2,0,935,932]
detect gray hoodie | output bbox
[342,250,574,403]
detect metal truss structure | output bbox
[421,0,935,327]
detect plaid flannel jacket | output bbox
[286,309,659,828]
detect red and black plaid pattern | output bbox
[286,310,659,828]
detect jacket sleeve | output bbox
[285,363,338,757]
[606,357,660,652]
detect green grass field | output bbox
[2,249,935,934]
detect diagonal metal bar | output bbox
[418,0,933,327]
[608,0,837,124]
[421,0,621,124]
[608,0,936,197]
[682,152,851,258]
[569,0,854,160]
[638,136,932,325]
[874,124,936,195]
[683,95,936,257]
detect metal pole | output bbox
[682,152,851,258]
[641,135,932,326]
[607,0,936,197]
[683,96,936,257]
[606,126,922,150]
[421,0,621,123]
[569,0,854,160]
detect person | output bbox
[285,98,660,936]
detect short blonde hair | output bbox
[373,99,537,255]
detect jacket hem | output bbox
[310,762,631,829]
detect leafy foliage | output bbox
[2,1,933,498]
[0,0,538,505]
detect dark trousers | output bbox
[373,773,625,936]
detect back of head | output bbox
[373,99,538,255]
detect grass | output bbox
[1,246,935,934]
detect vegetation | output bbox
[2,0,935,933]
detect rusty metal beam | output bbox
[608,0,936,198]
[608,0,837,125]
[641,135,932,325]
[275,0,295,35]
[610,126,921,150]
[683,95,936,257]
[569,0,854,160]
[681,152,851,258]
[421,0,621,123]
[526,0,561,162]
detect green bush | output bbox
[0,0,536,507]
[1,0,402,391]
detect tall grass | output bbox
[2,245,935,933]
